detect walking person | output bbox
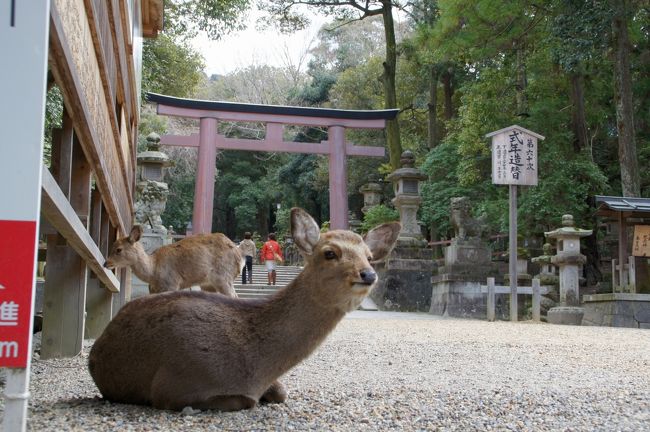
[260,233,283,286]
[238,232,256,285]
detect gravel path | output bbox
[2,311,649,431]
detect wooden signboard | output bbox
[633,225,650,257]
[487,125,544,186]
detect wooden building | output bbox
[39,0,163,359]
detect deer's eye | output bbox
[367,255,373,261]
[324,250,337,260]
[116,248,122,254]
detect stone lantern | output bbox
[359,181,383,214]
[544,214,592,325]
[386,150,427,246]
[135,132,172,237]
[138,132,172,182]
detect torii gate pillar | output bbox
[193,117,218,234]
[328,126,348,230]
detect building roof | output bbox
[146,93,400,121]
[594,195,650,218]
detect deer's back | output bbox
[153,233,241,283]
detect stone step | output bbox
[235,265,301,297]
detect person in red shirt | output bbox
[260,233,283,285]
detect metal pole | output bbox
[509,184,518,322]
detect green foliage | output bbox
[274,207,292,236]
[43,85,63,166]
[360,205,399,233]
[142,35,205,99]
[164,0,251,40]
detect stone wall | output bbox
[582,293,650,328]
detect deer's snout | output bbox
[359,268,377,285]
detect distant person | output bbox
[238,232,256,285]
[261,233,283,285]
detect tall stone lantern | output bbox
[369,150,436,313]
[359,181,383,214]
[386,150,427,246]
[545,214,592,325]
[135,132,172,238]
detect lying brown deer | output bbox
[89,208,400,412]
[104,225,241,297]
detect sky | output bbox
[191,9,328,77]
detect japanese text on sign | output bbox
[490,127,540,186]
[633,225,650,257]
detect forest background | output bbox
[52,0,650,285]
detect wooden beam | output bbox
[49,0,132,234]
[40,167,120,292]
[157,104,389,129]
[160,133,385,157]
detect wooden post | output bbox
[618,211,627,289]
[328,125,349,230]
[487,277,496,322]
[509,184,518,322]
[532,278,541,322]
[628,255,636,294]
[85,191,112,338]
[42,127,90,359]
[193,117,218,234]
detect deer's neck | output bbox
[255,271,346,370]
[129,247,156,282]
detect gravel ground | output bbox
[2,311,649,431]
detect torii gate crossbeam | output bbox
[147,93,398,233]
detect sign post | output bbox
[0,1,51,430]
[486,125,544,322]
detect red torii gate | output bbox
[147,93,398,233]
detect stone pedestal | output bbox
[371,246,437,312]
[430,237,497,318]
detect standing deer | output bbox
[103,225,241,297]
[89,208,400,412]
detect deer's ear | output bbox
[364,222,400,263]
[128,225,143,243]
[291,207,320,255]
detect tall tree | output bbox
[611,0,641,197]
[259,0,406,169]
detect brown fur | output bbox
[104,227,241,296]
[89,208,400,412]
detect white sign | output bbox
[0,0,51,430]
[486,125,544,186]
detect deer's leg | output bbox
[211,278,238,298]
[260,380,287,404]
[191,394,257,412]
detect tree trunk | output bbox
[381,1,402,169]
[612,0,641,197]
[570,73,589,154]
[442,68,454,120]
[428,65,440,149]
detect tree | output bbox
[259,0,405,169]
[611,0,641,197]
[142,35,205,98]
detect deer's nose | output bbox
[359,269,377,285]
